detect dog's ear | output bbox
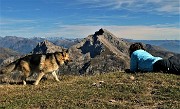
[66,49,69,53]
[61,49,68,56]
[62,49,66,56]
[63,49,68,52]
[62,48,67,52]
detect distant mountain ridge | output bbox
[0,36,79,54]
[0,36,179,54]
[0,36,42,54]
[0,29,179,74]
[0,47,21,64]
[126,39,180,53]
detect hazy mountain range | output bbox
[126,39,180,53]
[0,36,179,55]
[0,36,80,54]
[0,29,179,74]
[0,47,20,64]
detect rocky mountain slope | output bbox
[145,44,175,59]
[0,36,40,54]
[60,28,130,74]
[31,40,63,54]
[0,47,21,65]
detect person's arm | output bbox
[130,53,138,72]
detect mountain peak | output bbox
[39,40,53,46]
[94,28,129,57]
[66,28,130,74]
[31,40,63,54]
[95,28,104,36]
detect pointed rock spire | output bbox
[32,40,63,54]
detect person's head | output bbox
[129,42,145,57]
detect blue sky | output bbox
[0,0,179,40]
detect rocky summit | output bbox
[60,28,130,75]
[31,40,63,54]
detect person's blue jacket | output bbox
[130,49,162,72]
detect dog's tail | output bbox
[0,61,18,74]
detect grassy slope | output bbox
[0,72,179,109]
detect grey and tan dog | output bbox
[0,50,71,85]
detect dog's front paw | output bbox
[23,80,27,85]
[33,82,39,85]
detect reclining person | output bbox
[126,43,180,75]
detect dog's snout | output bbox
[64,60,69,65]
[69,59,73,62]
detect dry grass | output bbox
[0,72,179,109]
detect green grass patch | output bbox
[0,72,179,109]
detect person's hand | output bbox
[125,69,135,73]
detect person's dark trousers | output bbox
[153,58,180,75]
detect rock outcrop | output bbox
[60,28,130,75]
[31,40,63,54]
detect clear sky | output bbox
[0,0,179,40]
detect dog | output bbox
[0,50,71,85]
